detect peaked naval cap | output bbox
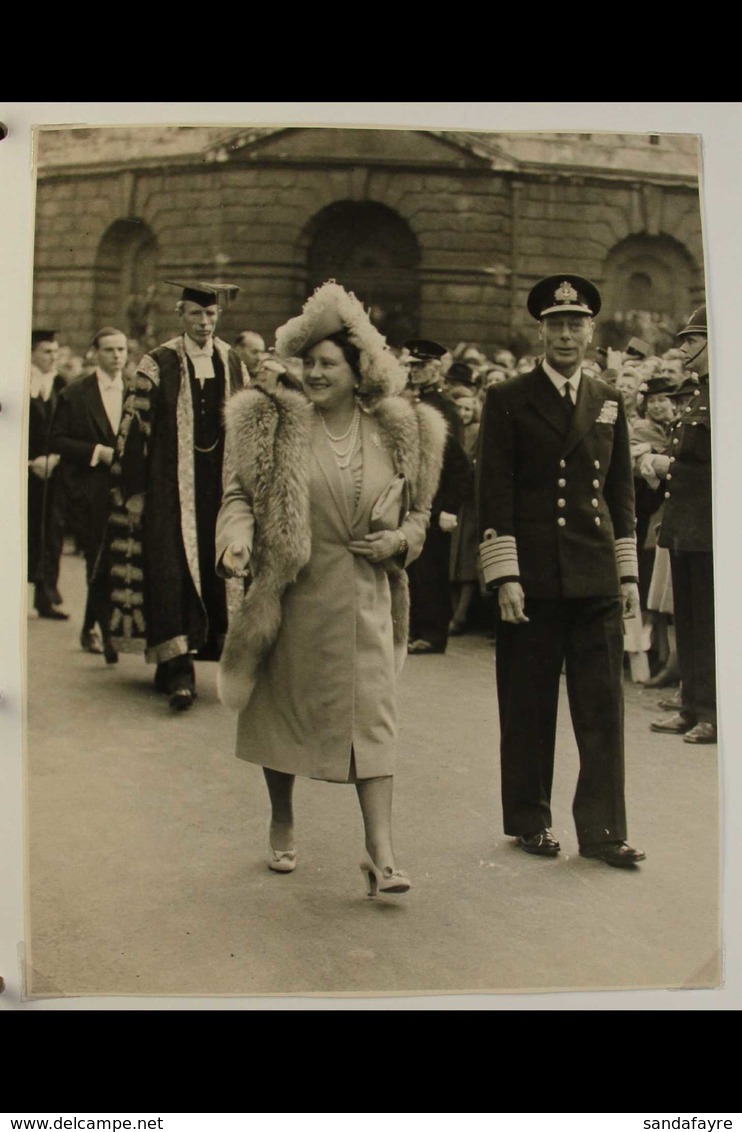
[527,275,601,320]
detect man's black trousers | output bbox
[495,595,628,847]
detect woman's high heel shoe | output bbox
[268,848,297,873]
[360,858,411,897]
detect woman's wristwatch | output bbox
[395,529,408,556]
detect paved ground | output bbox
[24,552,720,1000]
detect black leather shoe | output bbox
[516,829,561,857]
[37,607,70,621]
[580,841,646,868]
[683,722,717,744]
[169,688,196,711]
[650,713,694,734]
[102,638,119,665]
[80,628,104,654]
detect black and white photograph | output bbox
[1,102,740,1009]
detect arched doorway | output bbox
[600,234,701,352]
[94,219,158,346]
[304,202,420,347]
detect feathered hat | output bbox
[274,280,406,401]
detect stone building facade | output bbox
[33,126,705,356]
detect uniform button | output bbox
[694,389,701,396]
[557,498,566,508]
[664,491,671,499]
[685,407,691,413]
[559,459,566,468]
[666,473,672,481]
[669,456,675,463]
[691,421,698,427]
[557,517,566,527]
[591,498,599,507]
[594,517,601,526]
[673,438,679,445]
[594,460,600,469]
[592,479,600,488]
[558,478,566,487]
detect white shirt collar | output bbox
[95,368,124,389]
[543,357,582,395]
[30,364,57,400]
[183,334,214,359]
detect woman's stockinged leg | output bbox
[356,775,396,870]
[263,767,296,852]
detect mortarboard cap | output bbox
[401,338,448,363]
[527,275,601,320]
[165,279,240,307]
[676,304,707,338]
[31,329,57,347]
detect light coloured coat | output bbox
[216,387,447,782]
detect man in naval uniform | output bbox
[646,305,716,744]
[476,275,646,868]
[401,339,472,655]
[106,281,248,710]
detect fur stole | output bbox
[218,388,447,712]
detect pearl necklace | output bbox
[319,406,360,469]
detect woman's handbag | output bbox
[369,474,410,573]
[369,473,410,534]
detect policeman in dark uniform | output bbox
[648,305,716,744]
[476,275,646,868]
[401,339,472,654]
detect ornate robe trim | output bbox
[479,529,520,586]
[146,635,192,665]
[615,536,639,581]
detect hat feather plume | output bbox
[274,280,406,401]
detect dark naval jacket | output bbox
[658,377,712,553]
[476,364,638,599]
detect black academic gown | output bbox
[28,374,66,611]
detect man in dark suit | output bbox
[645,305,716,744]
[401,339,473,655]
[28,328,68,620]
[52,327,127,663]
[476,275,645,868]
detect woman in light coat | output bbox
[216,282,446,897]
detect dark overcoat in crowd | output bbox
[28,374,66,610]
[406,383,473,651]
[476,364,638,846]
[52,373,118,561]
[658,377,715,724]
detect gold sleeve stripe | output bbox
[615,536,639,579]
[479,534,520,585]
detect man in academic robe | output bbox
[106,281,248,710]
[28,328,68,619]
[476,275,646,868]
[52,327,128,662]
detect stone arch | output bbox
[599,234,701,351]
[300,201,421,347]
[93,219,158,345]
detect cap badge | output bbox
[555,281,579,304]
